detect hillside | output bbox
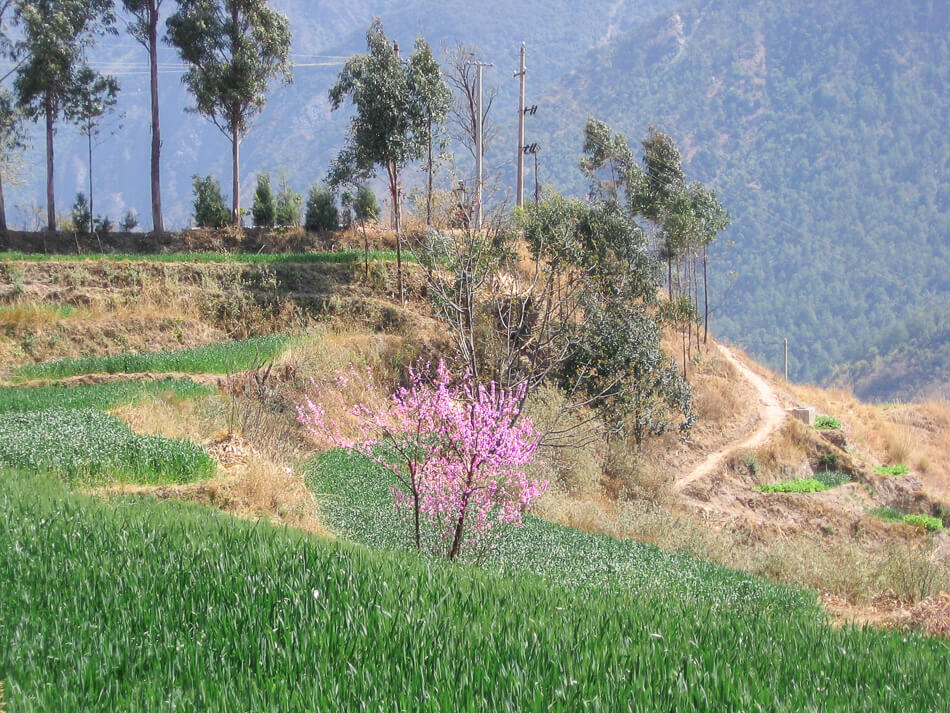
[535,0,950,388]
[5,0,949,398]
[1,230,950,707]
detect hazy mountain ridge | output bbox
[532,0,950,391]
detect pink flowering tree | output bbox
[297,361,547,559]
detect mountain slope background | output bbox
[4,0,949,401]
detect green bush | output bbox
[901,514,944,532]
[813,470,851,488]
[72,192,91,234]
[814,415,842,430]
[120,209,139,232]
[875,464,910,476]
[275,175,302,227]
[817,452,839,471]
[304,183,338,231]
[252,173,276,228]
[192,175,230,228]
[757,478,829,493]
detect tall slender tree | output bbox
[67,65,119,233]
[0,90,27,234]
[329,19,448,303]
[166,0,292,227]
[120,0,166,232]
[13,0,116,231]
[408,39,450,226]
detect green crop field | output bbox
[1,468,946,712]
[0,378,213,413]
[308,450,819,614]
[0,408,215,486]
[0,249,411,265]
[12,334,289,381]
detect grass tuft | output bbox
[757,478,829,493]
[814,415,842,430]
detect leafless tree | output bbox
[442,42,498,165]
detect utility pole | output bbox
[784,338,789,382]
[514,43,526,208]
[469,59,492,231]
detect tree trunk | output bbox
[389,162,403,304]
[703,245,709,345]
[231,133,240,226]
[361,218,369,280]
[88,126,94,230]
[426,115,433,226]
[0,172,7,236]
[667,254,673,301]
[148,4,164,233]
[45,101,55,232]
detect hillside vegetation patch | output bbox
[12,335,289,381]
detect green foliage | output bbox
[0,468,944,711]
[0,409,214,486]
[815,415,842,430]
[875,464,910,476]
[901,514,944,533]
[274,174,301,227]
[191,175,230,228]
[71,192,91,233]
[742,451,760,475]
[251,173,276,228]
[304,183,338,232]
[92,214,112,235]
[813,470,852,488]
[817,452,839,471]
[0,378,212,413]
[758,478,829,493]
[12,334,289,381]
[120,209,138,231]
[869,506,903,522]
[351,183,379,222]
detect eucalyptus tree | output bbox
[67,66,119,233]
[0,90,27,234]
[166,0,292,226]
[329,18,449,303]
[408,39,450,226]
[120,0,167,232]
[13,0,116,231]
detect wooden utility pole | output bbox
[470,59,492,230]
[514,43,526,208]
[784,338,789,382]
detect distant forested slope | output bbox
[535,0,950,389]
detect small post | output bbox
[784,337,788,382]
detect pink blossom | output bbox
[298,360,547,559]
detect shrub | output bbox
[275,175,302,227]
[192,175,230,228]
[93,215,113,236]
[120,209,139,232]
[901,514,944,532]
[875,464,910,476]
[742,451,760,476]
[869,506,903,522]
[814,415,842,430]
[758,478,829,493]
[353,184,380,222]
[252,173,276,228]
[813,470,851,488]
[72,193,91,233]
[817,452,839,471]
[305,183,338,231]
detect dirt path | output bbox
[674,345,787,496]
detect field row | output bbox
[1,469,946,712]
[0,249,407,265]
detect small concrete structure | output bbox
[787,406,816,426]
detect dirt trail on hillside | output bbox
[674,345,786,497]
